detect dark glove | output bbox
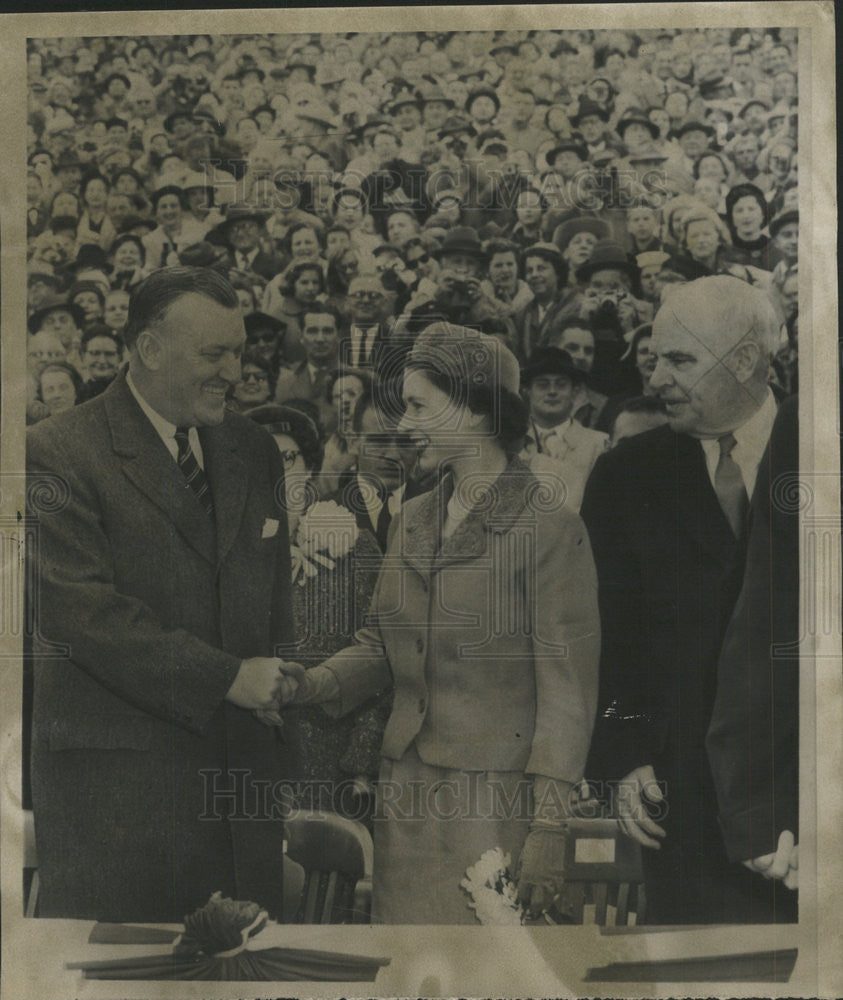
[515,820,570,919]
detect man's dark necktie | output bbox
[355,326,376,366]
[714,432,747,537]
[375,488,392,552]
[175,426,214,518]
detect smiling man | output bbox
[27,266,299,922]
[580,275,796,925]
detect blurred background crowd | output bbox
[26,26,798,465]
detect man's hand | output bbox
[615,765,667,849]
[743,829,798,889]
[225,657,305,711]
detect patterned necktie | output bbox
[174,427,214,518]
[714,433,747,537]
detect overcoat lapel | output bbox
[104,373,216,565]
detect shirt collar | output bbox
[126,368,179,439]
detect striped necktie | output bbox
[714,433,747,537]
[175,426,214,518]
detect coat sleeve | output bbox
[580,449,657,782]
[524,508,600,783]
[27,429,242,736]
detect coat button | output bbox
[415,637,424,653]
[417,698,426,713]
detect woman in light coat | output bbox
[283,322,600,924]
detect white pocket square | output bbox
[262,517,280,539]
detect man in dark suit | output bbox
[274,304,342,435]
[581,275,795,924]
[331,387,419,552]
[340,273,393,372]
[27,266,298,922]
[209,203,287,282]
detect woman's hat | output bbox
[570,97,610,126]
[409,322,520,395]
[670,120,715,140]
[465,85,501,115]
[546,137,589,164]
[246,403,321,452]
[769,209,798,238]
[28,295,86,334]
[552,216,610,250]
[520,346,587,386]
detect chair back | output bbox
[284,809,374,924]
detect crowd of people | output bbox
[26,26,800,928]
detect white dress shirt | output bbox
[699,390,778,499]
[126,370,205,468]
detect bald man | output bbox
[581,276,797,924]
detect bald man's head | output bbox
[650,276,779,437]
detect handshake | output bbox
[225,657,339,726]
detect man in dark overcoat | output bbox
[581,275,797,924]
[27,266,297,922]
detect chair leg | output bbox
[593,882,609,924]
[616,882,630,925]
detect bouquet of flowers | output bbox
[461,848,526,926]
[290,500,359,586]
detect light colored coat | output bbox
[320,458,600,783]
[521,419,610,512]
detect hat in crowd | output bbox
[178,241,231,270]
[546,137,589,164]
[28,259,60,285]
[432,225,488,263]
[522,241,566,274]
[162,107,194,133]
[420,86,455,108]
[67,279,105,304]
[465,86,501,115]
[53,150,84,172]
[552,216,610,250]
[409,322,521,396]
[192,108,226,135]
[386,88,421,114]
[520,346,587,387]
[635,250,671,271]
[575,241,639,284]
[570,97,610,126]
[75,244,111,273]
[738,98,770,118]
[220,202,271,228]
[438,115,478,140]
[431,188,463,209]
[244,311,288,337]
[314,63,346,86]
[615,107,660,140]
[670,120,715,140]
[769,209,798,238]
[28,294,86,334]
[181,170,215,193]
[246,403,321,453]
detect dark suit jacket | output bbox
[27,372,295,922]
[581,425,751,790]
[274,359,337,435]
[706,396,799,862]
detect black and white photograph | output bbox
[0,3,839,997]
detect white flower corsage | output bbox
[461,848,525,926]
[290,501,359,586]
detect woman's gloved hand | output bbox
[515,819,570,919]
